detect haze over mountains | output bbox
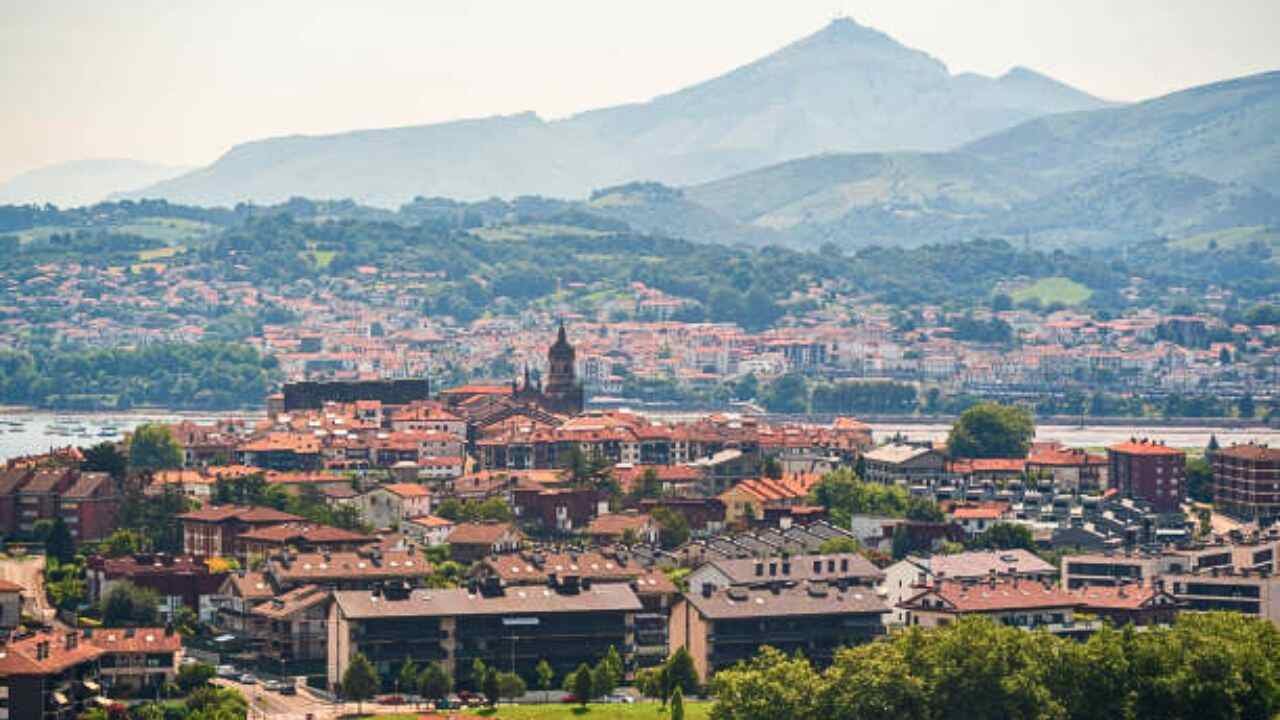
[0,158,189,208]
[120,18,1111,207]
[669,70,1280,248]
[11,17,1279,252]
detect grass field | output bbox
[1171,225,1280,254]
[311,250,337,269]
[365,702,711,720]
[1009,276,1092,306]
[470,224,610,241]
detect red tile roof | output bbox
[1109,441,1185,457]
[86,627,181,654]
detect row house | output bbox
[717,473,821,526]
[87,554,228,622]
[1026,444,1108,493]
[0,467,117,541]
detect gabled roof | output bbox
[0,630,104,675]
[903,578,1077,613]
[447,522,522,546]
[85,627,181,654]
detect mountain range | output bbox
[588,70,1280,249]
[0,158,189,208]
[118,18,1111,207]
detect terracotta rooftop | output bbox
[0,630,104,675]
[85,626,181,654]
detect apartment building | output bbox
[328,579,641,691]
[1213,443,1280,524]
[670,580,888,680]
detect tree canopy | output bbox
[947,402,1035,459]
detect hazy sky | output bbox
[3,0,1278,181]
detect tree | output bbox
[470,658,489,692]
[82,441,127,480]
[819,642,926,719]
[102,529,145,557]
[947,402,1035,459]
[482,666,501,707]
[969,522,1035,551]
[176,663,216,693]
[762,373,808,414]
[591,662,617,700]
[652,506,691,550]
[128,423,184,472]
[396,657,418,697]
[1186,457,1213,503]
[1239,394,1256,419]
[570,663,594,706]
[100,581,160,626]
[418,661,453,702]
[663,647,701,700]
[44,517,75,564]
[341,653,378,714]
[535,659,555,703]
[672,685,686,720]
[496,672,526,702]
[708,646,822,720]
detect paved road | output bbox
[214,679,424,720]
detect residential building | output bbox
[0,580,22,630]
[585,511,658,545]
[176,505,303,557]
[57,473,119,542]
[86,554,228,621]
[403,515,455,547]
[1163,569,1280,624]
[717,474,820,526]
[445,522,524,563]
[0,628,103,720]
[87,626,181,696]
[354,484,432,530]
[248,585,330,675]
[881,550,1056,625]
[861,444,949,489]
[1212,443,1280,524]
[1108,439,1186,513]
[670,580,888,680]
[328,578,640,691]
[1026,445,1107,492]
[898,576,1090,636]
[235,523,374,565]
[266,549,432,591]
[687,553,883,595]
[14,468,76,536]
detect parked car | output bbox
[278,684,297,696]
[216,665,237,678]
[239,673,258,685]
[262,680,282,692]
[606,694,636,704]
[376,695,405,705]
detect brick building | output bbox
[1108,439,1186,513]
[1213,443,1280,524]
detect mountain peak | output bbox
[798,16,900,49]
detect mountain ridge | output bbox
[120,18,1112,207]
